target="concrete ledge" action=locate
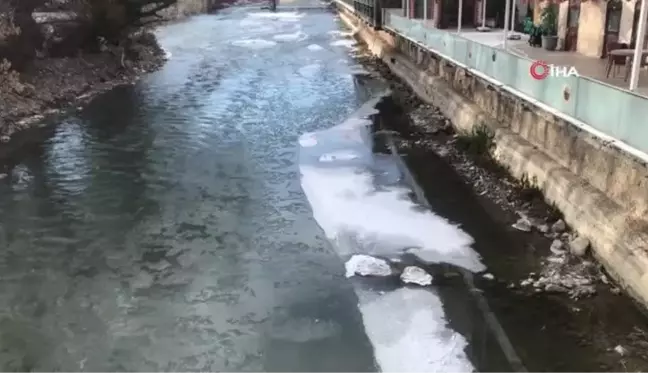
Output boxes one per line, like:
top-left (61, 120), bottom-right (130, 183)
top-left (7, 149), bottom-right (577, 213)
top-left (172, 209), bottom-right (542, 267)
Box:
top-left (336, 6), bottom-right (648, 309)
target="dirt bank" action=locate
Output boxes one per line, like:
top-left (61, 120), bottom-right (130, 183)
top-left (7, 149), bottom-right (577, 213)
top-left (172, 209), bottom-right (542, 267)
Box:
top-left (0, 32), bottom-right (166, 142)
top-left (350, 45), bottom-right (648, 371)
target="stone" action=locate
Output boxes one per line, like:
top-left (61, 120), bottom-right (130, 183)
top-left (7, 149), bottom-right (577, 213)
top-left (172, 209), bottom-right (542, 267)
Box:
top-left (569, 236), bottom-right (590, 257)
top-left (551, 219), bottom-right (566, 233)
top-left (512, 217), bottom-right (532, 232)
top-left (549, 239), bottom-right (566, 255)
top-left (537, 223), bottom-right (549, 233)
top-left (482, 273), bottom-right (495, 280)
top-left (0, 135), bottom-right (9, 143)
top-left (545, 284), bottom-right (568, 293)
top-left (613, 345), bottom-right (628, 356)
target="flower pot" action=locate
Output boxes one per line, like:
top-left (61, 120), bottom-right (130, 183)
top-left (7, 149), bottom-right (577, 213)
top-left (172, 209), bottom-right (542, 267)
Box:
top-left (542, 35), bottom-right (558, 51)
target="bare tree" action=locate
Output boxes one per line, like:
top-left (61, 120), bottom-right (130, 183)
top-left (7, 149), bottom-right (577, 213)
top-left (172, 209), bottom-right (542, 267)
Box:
top-left (78, 0), bottom-right (177, 42)
top-left (0, 0), bottom-right (45, 69)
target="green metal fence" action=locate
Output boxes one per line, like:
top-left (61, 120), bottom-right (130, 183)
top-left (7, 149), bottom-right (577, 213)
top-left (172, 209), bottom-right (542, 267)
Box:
top-left (384, 13), bottom-right (648, 156)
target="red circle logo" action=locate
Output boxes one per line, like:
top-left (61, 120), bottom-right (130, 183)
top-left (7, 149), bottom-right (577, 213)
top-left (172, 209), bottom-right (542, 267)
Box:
top-left (530, 60), bottom-right (550, 80)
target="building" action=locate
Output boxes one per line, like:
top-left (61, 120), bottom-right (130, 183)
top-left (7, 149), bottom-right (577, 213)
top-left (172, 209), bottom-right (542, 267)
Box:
top-left (532, 0), bottom-right (648, 57)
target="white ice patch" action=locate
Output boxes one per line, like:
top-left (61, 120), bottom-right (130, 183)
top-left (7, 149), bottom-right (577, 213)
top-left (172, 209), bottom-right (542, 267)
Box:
top-left (318, 150), bottom-right (359, 162)
top-left (345, 254), bottom-right (392, 277)
top-left (299, 164), bottom-right (484, 271)
top-left (298, 94), bottom-right (484, 272)
top-left (328, 30), bottom-right (355, 37)
top-left (356, 287), bottom-right (474, 372)
top-left (161, 47), bottom-right (172, 60)
top-left (247, 11), bottom-right (304, 21)
top-left (400, 266), bottom-right (433, 286)
top-left (230, 38), bottom-right (277, 49)
top-left (299, 134), bottom-right (317, 147)
top-left (307, 44), bottom-right (324, 51)
top-left (298, 63), bottom-right (322, 78)
top-left (273, 31), bottom-right (308, 42)
top-left (330, 39), bottom-right (357, 48)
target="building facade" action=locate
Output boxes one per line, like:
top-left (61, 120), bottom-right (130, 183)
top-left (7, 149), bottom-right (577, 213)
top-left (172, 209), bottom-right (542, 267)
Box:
top-left (533, 0), bottom-right (647, 57)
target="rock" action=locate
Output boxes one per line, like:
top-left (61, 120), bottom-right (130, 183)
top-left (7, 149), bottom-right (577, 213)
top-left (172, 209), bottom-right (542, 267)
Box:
top-left (569, 236), bottom-right (590, 257)
top-left (549, 239), bottom-right (566, 255)
top-left (520, 278), bottom-right (533, 286)
top-left (537, 224), bottom-right (549, 233)
top-left (512, 217), bottom-right (532, 232)
top-left (613, 344), bottom-right (628, 356)
top-left (547, 256), bottom-right (565, 264)
top-left (482, 273), bottom-right (495, 280)
top-left (0, 135), bottom-right (9, 143)
top-left (545, 284), bottom-right (569, 293)
top-left (400, 266), bottom-right (433, 286)
top-left (551, 219), bottom-right (566, 233)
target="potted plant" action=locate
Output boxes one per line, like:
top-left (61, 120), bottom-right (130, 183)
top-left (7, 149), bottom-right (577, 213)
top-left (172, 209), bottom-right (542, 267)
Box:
top-left (541, 2), bottom-right (558, 50)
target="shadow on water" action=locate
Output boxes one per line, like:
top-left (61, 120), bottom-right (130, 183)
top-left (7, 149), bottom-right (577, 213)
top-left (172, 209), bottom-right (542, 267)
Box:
top-left (371, 95), bottom-right (648, 372)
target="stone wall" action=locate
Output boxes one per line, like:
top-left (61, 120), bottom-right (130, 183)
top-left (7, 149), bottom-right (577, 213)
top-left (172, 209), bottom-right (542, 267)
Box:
top-left (336, 4), bottom-right (648, 310)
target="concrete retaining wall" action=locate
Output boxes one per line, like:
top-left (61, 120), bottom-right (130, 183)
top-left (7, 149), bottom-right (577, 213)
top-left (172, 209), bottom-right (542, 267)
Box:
top-left (336, 4), bottom-right (648, 309)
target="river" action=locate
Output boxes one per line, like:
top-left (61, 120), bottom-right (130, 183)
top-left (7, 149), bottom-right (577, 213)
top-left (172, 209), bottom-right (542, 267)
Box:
top-left (0, 3), bottom-right (642, 372)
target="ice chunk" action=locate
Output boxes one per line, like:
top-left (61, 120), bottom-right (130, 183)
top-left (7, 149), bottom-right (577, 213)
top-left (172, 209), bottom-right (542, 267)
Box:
top-left (400, 266), bottom-right (433, 286)
top-left (345, 254), bottom-right (392, 277)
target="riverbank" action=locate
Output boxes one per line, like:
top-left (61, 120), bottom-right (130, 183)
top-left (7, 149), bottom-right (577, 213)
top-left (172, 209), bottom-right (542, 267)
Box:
top-left (0, 31), bottom-right (166, 143)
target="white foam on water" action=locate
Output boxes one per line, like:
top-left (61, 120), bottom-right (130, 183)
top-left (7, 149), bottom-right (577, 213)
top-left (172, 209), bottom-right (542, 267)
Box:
top-left (345, 254), bottom-right (392, 277)
top-left (400, 266), bottom-right (433, 286)
top-left (307, 43), bottom-right (324, 51)
top-left (330, 39), bottom-right (357, 48)
top-left (356, 287), bottom-right (474, 372)
top-left (230, 38), bottom-right (278, 49)
top-left (273, 31), bottom-right (308, 42)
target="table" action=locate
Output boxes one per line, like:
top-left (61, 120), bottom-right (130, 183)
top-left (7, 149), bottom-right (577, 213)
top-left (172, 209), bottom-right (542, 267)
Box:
top-left (609, 48), bottom-right (648, 57)
top-left (607, 49), bottom-right (648, 81)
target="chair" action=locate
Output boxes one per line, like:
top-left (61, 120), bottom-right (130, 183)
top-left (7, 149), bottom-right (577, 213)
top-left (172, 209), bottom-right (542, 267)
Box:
top-left (605, 39), bottom-right (629, 78)
top-left (624, 53), bottom-right (648, 82)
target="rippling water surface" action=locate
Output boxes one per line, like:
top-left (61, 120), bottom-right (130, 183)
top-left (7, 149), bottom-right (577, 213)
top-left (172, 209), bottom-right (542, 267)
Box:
top-left (0, 8), bottom-right (379, 371)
